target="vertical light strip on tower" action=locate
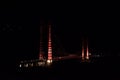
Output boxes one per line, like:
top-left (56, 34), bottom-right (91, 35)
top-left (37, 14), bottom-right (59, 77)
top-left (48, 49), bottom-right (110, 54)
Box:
top-left (39, 26), bottom-right (44, 60)
top-left (47, 24), bottom-right (52, 63)
top-left (82, 39), bottom-right (85, 60)
top-left (86, 39), bottom-right (89, 60)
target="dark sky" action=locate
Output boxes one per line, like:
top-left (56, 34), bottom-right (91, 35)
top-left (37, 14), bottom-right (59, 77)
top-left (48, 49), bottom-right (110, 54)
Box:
top-left (0, 2), bottom-right (120, 68)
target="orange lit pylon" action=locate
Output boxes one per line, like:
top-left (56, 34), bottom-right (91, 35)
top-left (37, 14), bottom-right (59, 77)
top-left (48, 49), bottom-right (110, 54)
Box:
top-left (47, 24), bottom-right (52, 62)
top-left (82, 38), bottom-right (89, 61)
top-left (86, 41), bottom-right (89, 60)
top-left (82, 39), bottom-right (85, 60)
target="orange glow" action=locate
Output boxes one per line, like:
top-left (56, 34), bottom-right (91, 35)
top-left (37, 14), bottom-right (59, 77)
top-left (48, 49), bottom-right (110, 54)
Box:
top-left (86, 45), bottom-right (89, 59)
top-left (86, 42), bottom-right (89, 60)
top-left (82, 38), bottom-right (90, 61)
top-left (82, 40), bottom-right (84, 60)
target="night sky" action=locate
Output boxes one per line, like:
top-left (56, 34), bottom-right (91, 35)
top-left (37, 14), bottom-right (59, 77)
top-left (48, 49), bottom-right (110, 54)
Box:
top-left (0, 2), bottom-right (120, 73)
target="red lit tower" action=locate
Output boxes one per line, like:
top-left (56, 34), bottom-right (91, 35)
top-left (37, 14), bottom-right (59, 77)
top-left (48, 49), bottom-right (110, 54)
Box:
top-left (47, 24), bottom-right (52, 63)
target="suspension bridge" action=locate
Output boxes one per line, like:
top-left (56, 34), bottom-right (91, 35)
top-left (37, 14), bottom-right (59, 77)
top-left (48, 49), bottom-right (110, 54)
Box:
top-left (18, 22), bottom-right (92, 68)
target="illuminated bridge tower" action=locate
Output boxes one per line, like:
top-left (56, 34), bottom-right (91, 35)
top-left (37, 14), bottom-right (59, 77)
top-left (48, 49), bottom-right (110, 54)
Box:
top-left (82, 39), bottom-right (85, 60)
top-left (39, 26), bottom-right (44, 60)
top-left (86, 40), bottom-right (89, 60)
top-left (82, 37), bottom-right (89, 61)
top-left (47, 24), bottom-right (52, 63)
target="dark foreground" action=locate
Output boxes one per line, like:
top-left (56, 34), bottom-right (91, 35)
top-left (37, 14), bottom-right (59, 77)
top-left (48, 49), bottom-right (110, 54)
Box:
top-left (15, 57), bottom-right (120, 80)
